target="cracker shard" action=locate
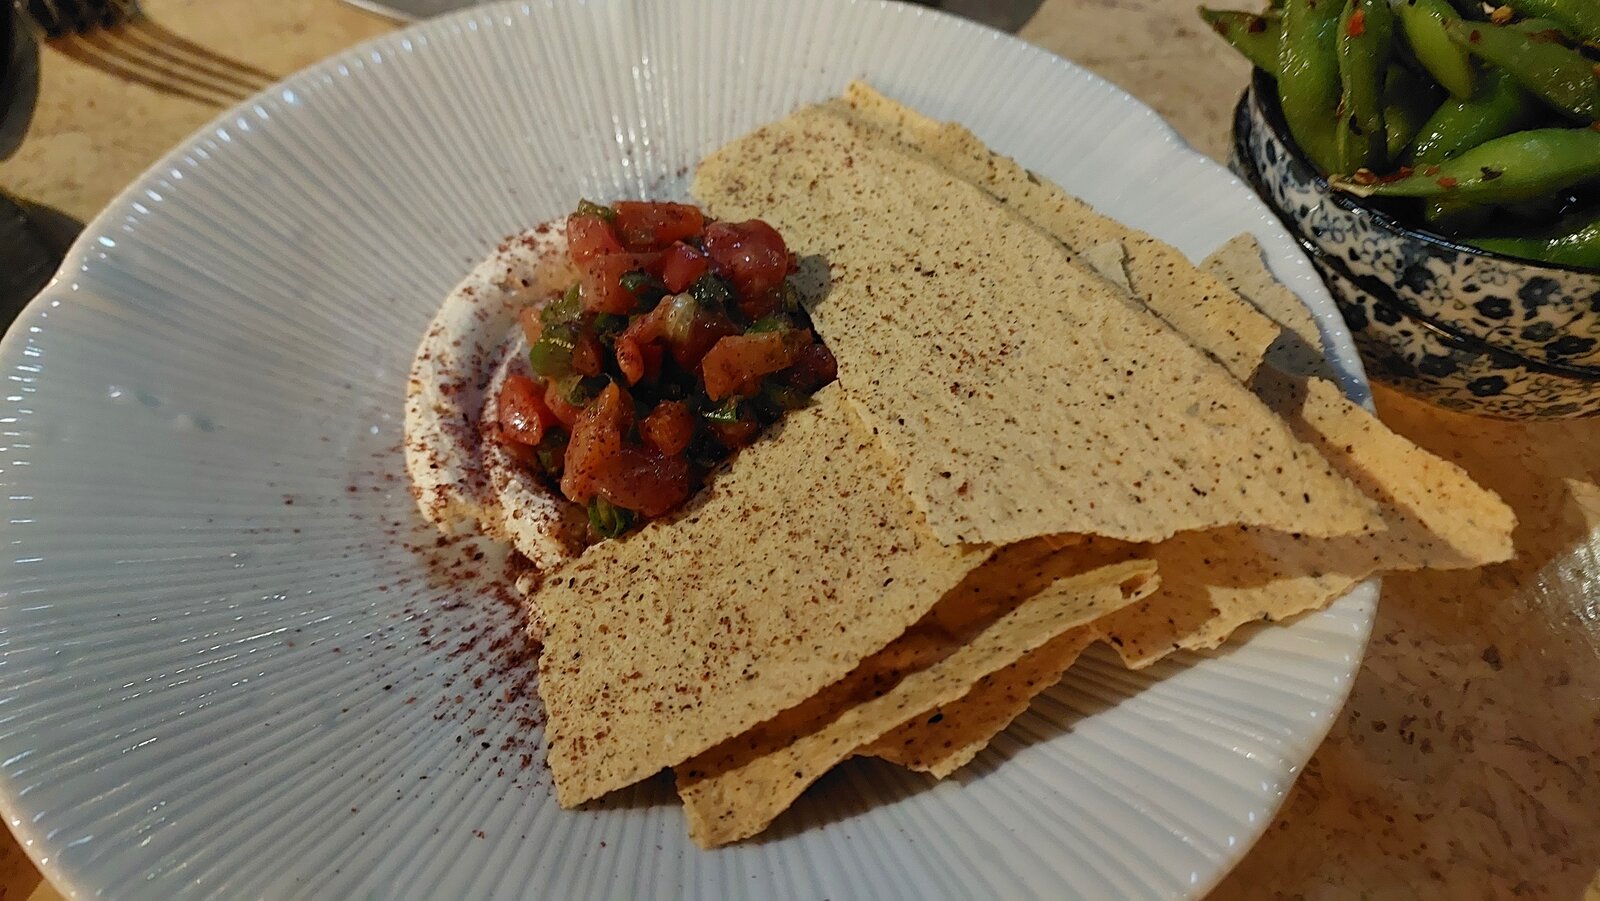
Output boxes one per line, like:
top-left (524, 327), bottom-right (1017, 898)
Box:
top-left (675, 558), bottom-right (1158, 848)
top-left (872, 371), bottom-right (1515, 774)
top-left (1202, 233), bottom-right (1335, 381)
top-left (693, 104), bottom-right (1380, 547)
top-left (1100, 370), bottom-right (1516, 667)
top-left (825, 81), bottom-right (1278, 384)
top-left (537, 385), bottom-right (988, 808)
top-left (862, 538), bottom-right (1108, 778)
top-left (865, 628), bottom-right (1097, 778)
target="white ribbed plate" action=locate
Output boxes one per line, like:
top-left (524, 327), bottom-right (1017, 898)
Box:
top-left (0, 2), bottom-right (1377, 897)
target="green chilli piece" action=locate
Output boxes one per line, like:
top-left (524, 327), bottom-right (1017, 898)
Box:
top-left (563, 374), bottom-right (609, 406)
top-left (1199, 7), bottom-right (1284, 74)
top-left (540, 283), bottom-right (582, 326)
top-left (1505, 0), bottom-right (1600, 42)
top-left (534, 429), bottom-right (567, 476)
top-left (587, 497), bottom-right (635, 539)
top-left (575, 199), bottom-right (616, 221)
top-left (746, 316), bottom-right (790, 334)
top-left (1334, 0), bottom-right (1395, 172)
top-left (592, 312), bottom-right (628, 336)
top-left (619, 270), bottom-right (667, 299)
top-left (1445, 18), bottom-right (1600, 120)
top-left (1336, 127), bottom-right (1600, 202)
top-left (1469, 210), bottom-right (1600, 269)
top-left (780, 277), bottom-right (804, 314)
top-left (760, 382), bottom-right (810, 413)
top-left (689, 273), bottom-right (733, 313)
top-left (1406, 68), bottom-right (1541, 164)
top-left (528, 320), bottom-right (580, 377)
top-left (1383, 67), bottom-right (1442, 160)
top-left (1396, 0), bottom-right (1476, 99)
top-left (1279, 0), bottom-right (1346, 174)
top-left (701, 397), bottom-right (742, 423)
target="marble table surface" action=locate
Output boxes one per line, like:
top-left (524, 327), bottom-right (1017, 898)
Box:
top-left (1, 0), bottom-right (1595, 897)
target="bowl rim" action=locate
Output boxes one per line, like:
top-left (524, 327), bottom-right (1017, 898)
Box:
top-left (1245, 68), bottom-right (1600, 280)
top-left (1231, 120), bottom-right (1600, 383)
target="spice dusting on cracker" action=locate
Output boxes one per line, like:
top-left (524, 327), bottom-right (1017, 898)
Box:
top-left (695, 103), bottom-right (1380, 546)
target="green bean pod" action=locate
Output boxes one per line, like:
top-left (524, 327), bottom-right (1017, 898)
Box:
top-left (1441, 0), bottom-right (1489, 19)
top-left (1507, 16), bottom-right (1577, 37)
top-left (1383, 67), bottom-right (1443, 160)
top-left (1405, 68), bottom-right (1541, 164)
top-left (1395, 0), bottom-right (1477, 98)
top-left (1200, 7), bottom-right (1284, 74)
top-left (1336, 127), bottom-right (1600, 202)
top-left (1423, 198), bottom-right (1494, 231)
top-left (1445, 18), bottom-right (1600, 120)
top-left (1334, 0), bottom-right (1396, 172)
top-left (1280, 0), bottom-right (1346, 173)
top-left (1501, 193), bottom-right (1578, 224)
top-left (1470, 210), bottom-right (1600, 268)
top-left (1505, 0), bottom-right (1600, 42)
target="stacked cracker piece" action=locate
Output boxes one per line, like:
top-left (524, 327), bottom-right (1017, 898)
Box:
top-left (533, 83), bottom-right (1515, 848)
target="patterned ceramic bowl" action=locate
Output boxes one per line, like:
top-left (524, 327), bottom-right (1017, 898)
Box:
top-left (1231, 84), bottom-right (1600, 419)
top-left (1312, 252), bottom-right (1600, 418)
top-left (1235, 70), bottom-right (1600, 373)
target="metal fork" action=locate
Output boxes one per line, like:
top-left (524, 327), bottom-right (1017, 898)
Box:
top-left (19, 0), bottom-right (140, 39)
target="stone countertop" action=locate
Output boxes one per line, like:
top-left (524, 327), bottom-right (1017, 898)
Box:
top-left (1, 0), bottom-right (1596, 897)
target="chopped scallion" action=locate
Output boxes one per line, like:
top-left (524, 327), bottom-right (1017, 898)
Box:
top-left (575, 199), bottom-right (616, 221)
top-left (701, 397), bottom-right (742, 423)
top-left (528, 321), bottom-right (580, 377)
top-left (588, 497), bottom-right (635, 538)
top-left (689, 273), bottom-right (733, 313)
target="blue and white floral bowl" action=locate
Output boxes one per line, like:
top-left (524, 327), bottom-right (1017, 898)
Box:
top-left (1313, 254), bottom-right (1600, 418)
top-left (1233, 74), bottom-right (1600, 420)
top-left (1236, 71), bottom-right (1600, 368)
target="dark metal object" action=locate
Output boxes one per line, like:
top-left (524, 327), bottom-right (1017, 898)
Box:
top-left (931, 0), bottom-right (1047, 33)
top-left (3, 2), bottom-right (53, 334)
top-left (21, 0), bottom-right (140, 38)
top-left (1, 3), bottom-right (13, 78)
top-left (2, 0), bottom-right (39, 159)
top-left (1, 192), bottom-right (54, 331)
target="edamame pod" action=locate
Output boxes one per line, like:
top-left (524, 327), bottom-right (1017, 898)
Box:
top-left (1383, 67), bottom-right (1443, 160)
top-left (1335, 0), bottom-right (1396, 171)
top-left (1405, 68), bottom-right (1540, 164)
top-left (1423, 198), bottom-right (1493, 231)
top-left (1445, 18), bottom-right (1600, 119)
top-left (1507, 16), bottom-right (1575, 36)
top-left (1396, 0), bottom-right (1477, 98)
top-left (1470, 211), bottom-right (1600, 268)
top-left (1336, 127), bottom-right (1600, 202)
top-left (1200, 7), bottom-right (1285, 74)
top-left (1505, 0), bottom-right (1600, 42)
top-left (1280, 0), bottom-right (1346, 173)
top-left (1441, 0), bottom-right (1489, 19)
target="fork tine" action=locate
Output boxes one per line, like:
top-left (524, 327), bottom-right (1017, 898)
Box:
top-left (107, 0), bottom-right (140, 26)
top-left (24, 1), bottom-right (68, 39)
top-left (59, 0), bottom-right (95, 34)
top-left (23, 0), bottom-right (136, 37)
